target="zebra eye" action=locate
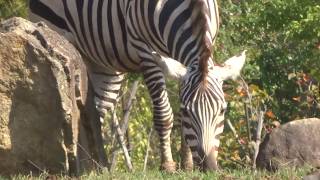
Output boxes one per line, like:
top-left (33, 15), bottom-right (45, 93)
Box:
top-left (220, 108), bottom-right (226, 115)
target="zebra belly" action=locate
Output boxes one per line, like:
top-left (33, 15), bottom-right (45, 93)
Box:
top-left (61, 0), bottom-right (141, 72)
top-left (29, 0), bottom-right (142, 73)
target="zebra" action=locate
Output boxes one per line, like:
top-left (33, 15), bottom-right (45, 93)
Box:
top-left (29, 0), bottom-right (246, 171)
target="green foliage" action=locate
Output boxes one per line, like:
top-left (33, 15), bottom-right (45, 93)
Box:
top-left (215, 0), bottom-right (320, 168)
top-left (216, 0), bottom-right (320, 122)
top-left (0, 0), bottom-right (27, 21)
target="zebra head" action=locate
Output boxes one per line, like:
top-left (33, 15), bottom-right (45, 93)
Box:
top-left (156, 2), bottom-right (244, 170)
top-left (159, 51), bottom-right (246, 171)
top-left (182, 51), bottom-right (246, 171)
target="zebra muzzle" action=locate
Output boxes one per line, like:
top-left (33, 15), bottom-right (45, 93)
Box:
top-left (202, 148), bottom-right (219, 171)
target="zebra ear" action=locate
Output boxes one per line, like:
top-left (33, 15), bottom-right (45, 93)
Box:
top-left (154, 53), bottom-right (188, 80)
top-left (212, 50), bottom-right (247, 81)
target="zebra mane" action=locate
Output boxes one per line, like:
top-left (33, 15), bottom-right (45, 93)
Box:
top-left (191, 0), bottom-right (212, 87)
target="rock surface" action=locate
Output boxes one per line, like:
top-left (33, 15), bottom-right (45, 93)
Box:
top-left (0, 17), bottom-right (106, 176)
top-left (257, 118), bottom-right (320, 171)
top-left (303, 170), bottom-right (320, 180)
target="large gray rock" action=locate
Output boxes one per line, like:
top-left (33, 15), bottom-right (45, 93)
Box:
top-left (257, 118), bottom-right (320, 171)
top-left (0, 17), bottom-right (106, 176)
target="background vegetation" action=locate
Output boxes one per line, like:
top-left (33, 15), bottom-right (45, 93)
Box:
top-left (0, 0), bottom-right (319, 174)
top-left (0, 0), bottom-right (27, 21)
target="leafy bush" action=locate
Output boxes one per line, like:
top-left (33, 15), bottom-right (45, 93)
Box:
top-left (216, 0), bottom-right (320, 168)
top-left (0, 0), bottom-right (27, 21)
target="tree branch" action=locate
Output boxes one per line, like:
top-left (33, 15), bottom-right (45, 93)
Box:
top-left (253, 110), bottom-right (265, 169)
top-left (111, 111), bottom-right (133, 171)
top-left (109, 80), bottom-right (139, 172)
top-left (143, 127), bottom-right (153, 172)
top-left (77, 143), bottom-right (105, 171)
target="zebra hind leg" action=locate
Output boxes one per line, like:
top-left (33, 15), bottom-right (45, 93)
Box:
top-left (142, 61), bottom-right (176, 172)
top-left (87, 64), bottom-right (125, 167)
top-left (88, 67), bottom-right (125, 120)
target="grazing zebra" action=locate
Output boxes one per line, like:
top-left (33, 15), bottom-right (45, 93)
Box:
top-left (29, 0), bottom-right (246, 171)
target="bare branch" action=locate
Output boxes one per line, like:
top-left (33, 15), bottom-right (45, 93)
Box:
top-left (77, 143), bottom-right (105, 171)
top-left (226, 119), bottom-right (239, 139)
top-left (109, 147), bottom-right (119, 172)
top-left (253, 110), bottom-right (265, 169)
top-left (27, 160), bottom-right (45, 173)
top-left (244, 103), bottom-right (252, 142)
top-left (143, 127), bottom-right (153, 172)
top-left (121, 80), bottom-right (139, 133)
top-left (112, 111), bottom-right (133, 171)
top-left (240, 76), bottom-right (253, 142)
top-left (109, 80), bottom-right (139, 171)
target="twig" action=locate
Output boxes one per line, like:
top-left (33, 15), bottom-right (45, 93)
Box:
top-left (253, 110), bottom-right (265, 169)
top-left (240, 76), bottom-right (253, 142)
top-left (109, 80), bottom-right (139, 171)
top-left (112, 111), bottom-right (133, 171)
top-left (226, 119), bottom-right (239, 139)
top-left (120, 80), bottom-right (139, 133)
top-left (240, 76), bottom-right (253, 105)
top-left (143, 128), bottom-right (153, 172)
top-left (27, 160), bottom-right (45, 173)
top-left (126, 129), bottom-right (132, 154)
top-left (77, 143), bottom-right (105, 171)
top-left (244, 103), bottom-right (252, 142)
top-left (108, 87), bottom-right (129, 149)
top-left (109, 145), bottom-right (120, 172)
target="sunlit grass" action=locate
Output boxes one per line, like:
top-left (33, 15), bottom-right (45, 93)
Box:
top-left (4, 166), bottom-right (314, 180)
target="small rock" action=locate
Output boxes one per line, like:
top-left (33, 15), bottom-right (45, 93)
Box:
top-left (257, 118), bottom-right (320, 171)
top-left (303, 170), bottom-right (320, 180)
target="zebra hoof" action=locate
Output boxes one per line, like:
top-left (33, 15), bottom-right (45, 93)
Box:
top-left (160, 161), bottom-right (176, 173)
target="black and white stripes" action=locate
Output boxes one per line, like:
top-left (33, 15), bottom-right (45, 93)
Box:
top-left (29, 0), bottom-right (245, 171)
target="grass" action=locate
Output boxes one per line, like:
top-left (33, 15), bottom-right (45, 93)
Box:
top-left (2, 167), bottom-right (314, 180)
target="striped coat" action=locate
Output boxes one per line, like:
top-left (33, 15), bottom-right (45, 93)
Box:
top-left (29, 0), bottom-right (245, 171)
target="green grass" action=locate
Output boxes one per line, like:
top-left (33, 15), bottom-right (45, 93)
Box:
top-left (3, 167), bottom-right (314, 180)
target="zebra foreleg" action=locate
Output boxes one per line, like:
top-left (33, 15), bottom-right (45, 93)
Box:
top-left (141, 61), bottom-right (176, 172)
top-left (180, 130), bottom-right (193, 171)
